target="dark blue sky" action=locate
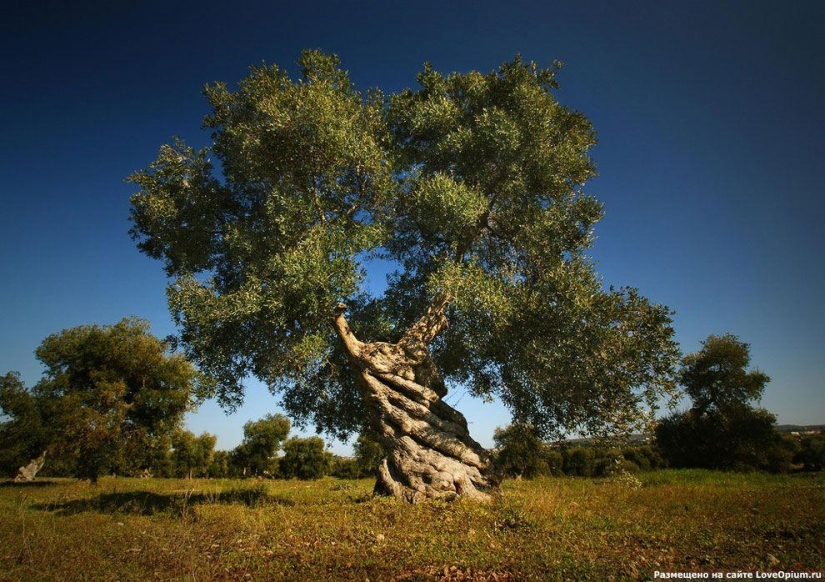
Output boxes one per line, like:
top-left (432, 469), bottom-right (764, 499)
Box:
top-left (2, 1), bottom-right (823, 451)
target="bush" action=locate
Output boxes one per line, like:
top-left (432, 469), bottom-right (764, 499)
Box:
top-left (655, 407), bottom-right (785, 472)
top-left (795, 434), bottom-right (825, 471)
top-left (279, 437), bottom-right (332, 480)
top-left (563, 448), bottom-right (595, 477)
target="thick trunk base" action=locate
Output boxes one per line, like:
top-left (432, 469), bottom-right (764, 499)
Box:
top-left (365, 371), bottom-right (497, 502)
top-left (334, 300), bottom-right (499, 502)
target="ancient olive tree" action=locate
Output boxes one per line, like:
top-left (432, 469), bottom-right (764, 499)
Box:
top-left (128, 51), bottom-right (679, 501)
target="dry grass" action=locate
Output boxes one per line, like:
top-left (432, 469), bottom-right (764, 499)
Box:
top-left (0, 470), bottom-right (822, 580)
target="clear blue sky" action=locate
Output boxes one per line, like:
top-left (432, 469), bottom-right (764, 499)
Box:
top-left (2, 0), bottom-right (823, 454)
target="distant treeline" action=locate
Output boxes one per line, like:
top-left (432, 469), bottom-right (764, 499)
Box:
top-left (492, 422), bottom-right (825, 479)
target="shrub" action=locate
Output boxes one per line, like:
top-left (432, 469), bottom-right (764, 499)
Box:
top-left (563, 448), bottom-right (595, 477)
top-left (279, 437), bottom-right (332, 480)
top-left (795, 433), bottom-right (825, 471)
top-left (655, 407), bottom-right (785, 472)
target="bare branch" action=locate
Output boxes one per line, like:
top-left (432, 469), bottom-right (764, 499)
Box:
top-left (331, 303), bottom-right (364, 359)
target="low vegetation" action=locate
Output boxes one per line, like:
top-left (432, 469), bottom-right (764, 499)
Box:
top-left (2, 470), bottom-right (822, 580)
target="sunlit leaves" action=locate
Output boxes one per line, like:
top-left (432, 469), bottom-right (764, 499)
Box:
top-left (129, 51), bottom-right (679, 440)
top-left (128, 139), bottom-right (228, 276)
top-left (386, 56), bottom-right (677, 438)
top-left (129, 51), bottom-right (394, 414)
top-left (1, 318), bottom-right (200, 480)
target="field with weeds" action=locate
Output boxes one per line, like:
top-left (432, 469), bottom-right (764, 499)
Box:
top-left (1, 470), bottom-right (823, 580)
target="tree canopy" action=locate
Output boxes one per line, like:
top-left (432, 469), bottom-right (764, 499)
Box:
top-left (0, 318), bottom-right (201, 481)
top-left (233, 413), bottom-right (291, 476)
top-left (128, 50), bottom-right (679, 448)
top-left (679, 333), bottom-right (770, 413)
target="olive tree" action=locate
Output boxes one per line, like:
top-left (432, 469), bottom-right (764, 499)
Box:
top-left (279, 436), bottom-right (332, 480)
top-left (0, 318), bottom-right (201, 482)
top-left (0, 372), bottom-right (50, 477)
top-left (171, 429), bottom-right (217, 479)
top-left (656, 334), bottom-right (781, 471)
top-left (128, 51), bottom-right (679, 501)
top-left (232, 413), bottom-right (291, 477)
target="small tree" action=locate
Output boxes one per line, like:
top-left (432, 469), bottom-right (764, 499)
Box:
top-left (493, 424), bottom-right (552, 479)
top-left (0, 372), bottom-right (50, 476)
top-left (656, 334), bottom-right (783, 471)
top-left (279, 436), bottom-right (332, 479)
top-left (171, 430), bottom-right (217, 478)
top-left (0, 318), bottom-right (201, 482)
top-left (207, 450), bottom-right (233, 478)
top-left (232, 414), bottom-right (291, 477)
top-left (680, 334), bottom-right (770, 414)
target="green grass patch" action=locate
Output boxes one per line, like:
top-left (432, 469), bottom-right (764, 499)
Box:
top-left (1, 471), bottom-right (822, 580)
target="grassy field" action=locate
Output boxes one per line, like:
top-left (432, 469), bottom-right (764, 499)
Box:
top-left (1, 470), bottom-right (822, 581)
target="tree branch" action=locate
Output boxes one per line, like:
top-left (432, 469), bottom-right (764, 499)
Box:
top-left (400, 292), bottom-right (452, 346)
top-left (332, 303), bottom-right (364, 359)
top-left (311, 186), bottom-right (328, 224)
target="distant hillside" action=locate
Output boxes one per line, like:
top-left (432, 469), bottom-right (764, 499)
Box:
top-left (553, 425), bottom-right (824, 447)
top-left (775, 424), bottom-right (825, 434)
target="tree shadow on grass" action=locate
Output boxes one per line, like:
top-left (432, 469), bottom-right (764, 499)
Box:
top-left (34, 486), bottom-right (294, 517)
top-left (1, 480), bottom-right (61, 488)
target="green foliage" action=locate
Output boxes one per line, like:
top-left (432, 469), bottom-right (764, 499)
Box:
top-left (352, 431), bottom-right (385, 477)
top-left (622, 445), bottom-right (665, 472)
top-left (0, 372), bottom-right (50, 475)
top-left (328, 431), bottom-right (386, 479)
top-left (680, 334), bottom-right (770, 414)
top-left (232, 413), bottom-right (291, 476)
top-left (129, 50), bottom-right (680, 441)
top-left (128, 50), bottom-right (393, 422)
top-left (656, 408), bottom-right (790, 472)
top-left (492, 423), bottom-right (664, 479)
top-left (656, 334), bottom-right (785, 473)
top-left (493, 423), bottom-right (558, 478)
top-left (207, 450), bottom-right (233, 478)
top-left (0, 318), bottom-right (198, 481)
top-left (385, 58), bottom-right (680, 439)
top-left (794, 433), bottom-right (825, 471)
top-left (170, 430), bottom-right (217, 478)
top-left (279, 436), bottom-right (332, 479)
top-left (563, 447), bottom-right (595, 477)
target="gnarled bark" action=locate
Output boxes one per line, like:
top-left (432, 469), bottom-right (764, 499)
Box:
top-left (14, 451), bottom-right (46, 483)
top-left (333, 296), bottom-right (499, 502)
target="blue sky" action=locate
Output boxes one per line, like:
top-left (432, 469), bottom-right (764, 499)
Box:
top-left (1, 1), bottom-right (823, 454)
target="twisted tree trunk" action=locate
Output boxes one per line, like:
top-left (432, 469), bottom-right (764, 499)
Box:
top-left (333, 295), bottom-right (499, 503)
